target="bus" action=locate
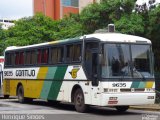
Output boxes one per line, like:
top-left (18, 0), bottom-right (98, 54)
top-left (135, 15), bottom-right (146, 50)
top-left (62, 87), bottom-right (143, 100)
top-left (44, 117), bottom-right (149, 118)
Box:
top-left (3, 32), bottom-right (155, 112)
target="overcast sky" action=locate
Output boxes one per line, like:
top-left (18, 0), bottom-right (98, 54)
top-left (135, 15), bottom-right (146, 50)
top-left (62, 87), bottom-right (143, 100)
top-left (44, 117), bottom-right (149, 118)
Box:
top-left (0, 0), bottom-right (33, 20)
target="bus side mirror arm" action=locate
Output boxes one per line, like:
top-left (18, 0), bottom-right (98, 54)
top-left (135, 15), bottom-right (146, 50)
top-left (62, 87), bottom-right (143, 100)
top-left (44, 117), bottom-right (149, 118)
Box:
top-left (98, 54), bottom-right (102, 65)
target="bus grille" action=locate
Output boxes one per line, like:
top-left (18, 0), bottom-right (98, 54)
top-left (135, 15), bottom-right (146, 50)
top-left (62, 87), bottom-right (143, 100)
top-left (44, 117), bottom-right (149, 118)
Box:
top-left (120, 88), bottom-right (145, 92)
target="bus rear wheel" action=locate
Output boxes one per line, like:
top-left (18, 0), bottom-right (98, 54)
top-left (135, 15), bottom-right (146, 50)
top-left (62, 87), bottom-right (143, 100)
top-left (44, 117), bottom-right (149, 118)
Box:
top-left (74, 88), bottom-right (87, 113)
top-left (115, 106), bottom-right (129, 112)
top-left (17, 85), bottom-right (25, 103)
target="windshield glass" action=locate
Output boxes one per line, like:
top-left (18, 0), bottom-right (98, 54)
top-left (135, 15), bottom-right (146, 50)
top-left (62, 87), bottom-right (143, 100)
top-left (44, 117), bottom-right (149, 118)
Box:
top-left (131, 45), bottom-right (152, 78)
top-left (102, 43), bottom-right (153, 79)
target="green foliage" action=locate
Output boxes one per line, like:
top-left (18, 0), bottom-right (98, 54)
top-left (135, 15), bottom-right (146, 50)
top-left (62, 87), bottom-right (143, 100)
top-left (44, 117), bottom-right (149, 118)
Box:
top-left (6, 14), bottom-right (59, 46)
top-left (80, 3), bottom-right (102, 33)
top-left (55, 14), bottom-right (83, 39)
top-left (80, 0), bottom-right (136, 34)
top-left (147, 6), bottom-right (160, 40)
top-left (115, 13), bottom-right (144, 35)
top-left (145, 6), bottom-right (160, 71)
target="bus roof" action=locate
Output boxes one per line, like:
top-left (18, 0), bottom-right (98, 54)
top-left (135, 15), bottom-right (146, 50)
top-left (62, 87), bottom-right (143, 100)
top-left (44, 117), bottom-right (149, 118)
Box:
top-left (84, 33), bottom-right (151, 43)
top-left (5, 33), bottom-right (151, 51)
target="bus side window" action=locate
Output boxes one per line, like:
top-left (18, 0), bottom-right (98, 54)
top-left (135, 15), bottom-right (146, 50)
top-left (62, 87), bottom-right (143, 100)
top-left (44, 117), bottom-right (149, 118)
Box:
top-left (57, 47), bottom-right (64, 63)
top-left (5, 52), bottom-right (14, 66)
top-left (10, 53), bottom-right (15, 65)
top-left (25, 51), bottom-right (31, 65)
top-left (66, 45), bottom-right (73, 62)
top-left (19, 52), bottom-right (24, 65)
top-left (31, 50), bottom-right (37, 65)
top-left (85, 42), bottom-right (99, 79)
top-left (37, 49), bottom-right (41, 64)
top-left (41, 48), bottom-right (49, 64)
top-left (15, 52), bottom-right (20, 65)
top-left (50, 47), bottom-right (58, 64)
top-left (73, 44), bottom-right (81, 62)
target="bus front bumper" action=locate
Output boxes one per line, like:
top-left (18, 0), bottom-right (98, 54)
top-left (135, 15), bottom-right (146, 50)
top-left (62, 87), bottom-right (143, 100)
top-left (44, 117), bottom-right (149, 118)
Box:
top-left (100, 92), bottom-right (155, 106)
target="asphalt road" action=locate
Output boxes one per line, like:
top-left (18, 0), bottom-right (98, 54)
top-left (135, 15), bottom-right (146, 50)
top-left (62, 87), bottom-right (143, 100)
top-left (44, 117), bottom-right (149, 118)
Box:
top-left (0, 98), bottom-right (159, 120)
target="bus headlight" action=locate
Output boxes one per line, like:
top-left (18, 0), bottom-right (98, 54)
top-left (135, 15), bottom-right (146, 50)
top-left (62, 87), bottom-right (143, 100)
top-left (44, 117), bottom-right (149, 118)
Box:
top-left (145, 88), bottom-right (155, 92)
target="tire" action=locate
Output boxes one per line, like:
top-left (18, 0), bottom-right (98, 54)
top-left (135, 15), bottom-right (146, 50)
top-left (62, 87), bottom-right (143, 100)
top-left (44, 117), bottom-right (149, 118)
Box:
top-left (74, 88), bottom-right (87, 113)
top-left (17, 85), bottom-right (25, 103)
top-left (4, 95), bottom-right (9, 99)
top-left (115, 106), bottom-right (129, 112)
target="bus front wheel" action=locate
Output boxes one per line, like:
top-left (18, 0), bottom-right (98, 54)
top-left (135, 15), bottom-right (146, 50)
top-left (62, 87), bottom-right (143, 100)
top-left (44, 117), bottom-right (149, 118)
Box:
top-left (74, 88), bottom-right (87, 113)
top-left (17, 85), bottom-right (25, 103)
top-left (115, 106), bottom-right (129, 112)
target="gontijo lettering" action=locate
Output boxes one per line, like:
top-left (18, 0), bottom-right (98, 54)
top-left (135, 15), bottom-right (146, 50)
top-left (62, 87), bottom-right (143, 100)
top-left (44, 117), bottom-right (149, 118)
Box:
top-left (16, 70), bottom-right (35, 77)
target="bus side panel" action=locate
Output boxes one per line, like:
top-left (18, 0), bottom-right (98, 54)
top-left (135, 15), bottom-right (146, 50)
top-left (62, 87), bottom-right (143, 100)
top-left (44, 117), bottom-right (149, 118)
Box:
top-left (40, 67), bottom-right (57, 99)
top-left (55, 65), bottom-right (92, 104)
top-left (46, 66), bottom-right (67, 100)
top-left (3, 80), bottom-right (10, 95)
top-left (4, 67), bottom-right (48, 98)
top-left (24, 67), bottom-right (48, 98)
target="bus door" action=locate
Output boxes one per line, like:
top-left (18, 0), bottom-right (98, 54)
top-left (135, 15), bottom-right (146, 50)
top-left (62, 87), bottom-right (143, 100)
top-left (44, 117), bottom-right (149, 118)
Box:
top-left (85, 42), bottom-right (100, 105)
top-left (90, 50), bottom-right (101, 105)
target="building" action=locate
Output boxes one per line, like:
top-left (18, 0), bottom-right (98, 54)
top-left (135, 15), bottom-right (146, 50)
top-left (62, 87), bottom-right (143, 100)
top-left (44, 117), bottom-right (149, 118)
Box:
top-left (0, 19), bottom-right (15, 30)
top-left (79, 0), bottom-right (101, 12)
top-left (34, 0), bottom-right (100, 20)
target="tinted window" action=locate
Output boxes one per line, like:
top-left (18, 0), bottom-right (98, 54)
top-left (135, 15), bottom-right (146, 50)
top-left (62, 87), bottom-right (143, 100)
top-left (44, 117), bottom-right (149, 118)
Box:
top-left (57, 47), bottom-right (64, 63)
top-left (73, 44), bottom-right (81, 61)
top-left (131, 45), bottom-right (152, 78)
top-left (15, 52), bottom-right (24, 65)
top-left (50, 47), bottom-right (64, 64)
top-left (66, 44), bottom-right (81, 62)
top-left (102, 44), bottom-right (131, 78)
top-left (25, 51), bottom-right (31, 65)
top-left (5, 52), bottom-right (14, 66)
top-left (66, 45), bottom-right (73, 62)
top-left (38, 48), bottom-right (49, 64)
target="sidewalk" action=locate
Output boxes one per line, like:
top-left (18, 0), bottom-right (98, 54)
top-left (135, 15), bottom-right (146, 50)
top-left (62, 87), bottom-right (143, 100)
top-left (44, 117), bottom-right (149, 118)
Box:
top-left (130, 104), bottom-right (160, 111)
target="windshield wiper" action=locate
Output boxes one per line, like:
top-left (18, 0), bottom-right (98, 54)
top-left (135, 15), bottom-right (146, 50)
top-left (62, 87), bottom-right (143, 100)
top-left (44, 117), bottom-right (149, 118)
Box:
top-left (133, 69), bottom-right (146, 81)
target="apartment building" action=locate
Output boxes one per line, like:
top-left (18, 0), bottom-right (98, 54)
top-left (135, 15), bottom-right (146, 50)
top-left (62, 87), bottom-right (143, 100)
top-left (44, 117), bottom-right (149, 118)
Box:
top-left (34, 0), bottom-right (100, 20)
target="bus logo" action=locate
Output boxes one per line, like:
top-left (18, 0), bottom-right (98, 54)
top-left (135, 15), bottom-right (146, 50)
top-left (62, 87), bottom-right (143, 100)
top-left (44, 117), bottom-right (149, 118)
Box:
top-left (69, 68), bottom-right (79, 79)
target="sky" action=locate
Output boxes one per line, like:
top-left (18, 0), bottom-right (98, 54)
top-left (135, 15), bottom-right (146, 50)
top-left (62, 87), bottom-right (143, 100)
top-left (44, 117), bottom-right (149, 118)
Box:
top-left (0, 0), bottom-right (33, 20)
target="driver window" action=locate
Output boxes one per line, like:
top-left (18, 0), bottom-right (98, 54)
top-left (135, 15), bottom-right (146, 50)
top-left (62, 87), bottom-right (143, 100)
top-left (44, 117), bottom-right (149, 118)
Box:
top-left (85, 42), bottom-right (99, 78)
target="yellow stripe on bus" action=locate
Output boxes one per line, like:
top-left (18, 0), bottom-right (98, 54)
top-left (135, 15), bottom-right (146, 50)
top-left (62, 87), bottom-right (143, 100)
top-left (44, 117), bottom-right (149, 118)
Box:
top-left (25, 67), bottom-right (49, 98)
top-left (145, 81), bottom-right (154, 88)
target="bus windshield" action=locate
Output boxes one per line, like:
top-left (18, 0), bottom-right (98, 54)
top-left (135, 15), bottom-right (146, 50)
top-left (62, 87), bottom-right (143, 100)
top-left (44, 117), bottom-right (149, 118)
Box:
top-left (101, 43), bottom-right (154, 79)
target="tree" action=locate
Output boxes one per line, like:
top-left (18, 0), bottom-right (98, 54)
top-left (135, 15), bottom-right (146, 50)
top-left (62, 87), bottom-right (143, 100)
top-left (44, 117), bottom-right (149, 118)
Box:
top-left (54, 14), bottom-right (83, 39)
top-left (114, 13), bottom-right (144, 35)
top-left (5, 14), bottom-right (59, 47)
top-left (145, 6), bottom-right (160, 71)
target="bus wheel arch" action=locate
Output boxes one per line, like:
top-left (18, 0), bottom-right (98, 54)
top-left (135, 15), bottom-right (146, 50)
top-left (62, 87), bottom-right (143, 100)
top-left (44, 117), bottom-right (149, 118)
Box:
top-left (17, 83), bottom-right (25, 103)
top-left (71, 85), bottom-right (88, 113)
top-left (16, 83), bottom-right (23, 95)
top-left (71, 84), bottom-right (82, 103)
